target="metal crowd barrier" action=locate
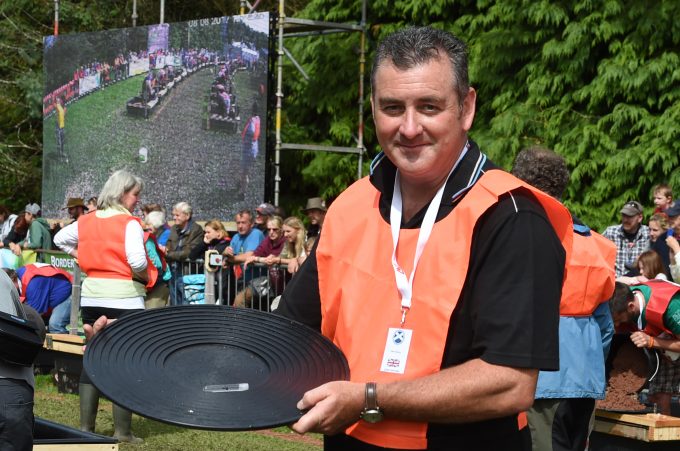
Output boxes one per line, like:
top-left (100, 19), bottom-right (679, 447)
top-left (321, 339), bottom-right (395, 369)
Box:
top-left (173, 259), bottom-right (288, 311)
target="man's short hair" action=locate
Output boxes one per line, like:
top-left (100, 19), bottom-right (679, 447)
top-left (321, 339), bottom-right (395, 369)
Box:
top-left (236, 209), bottom-right (253, 223)
top-left (371, 26), bottom-right (469, 107)
top-left (511, 146), bottom-right (570, 200)
top-left (173, 202), bottom-right (192, 217)
top-left (609, 282), bottom-right (634, 315)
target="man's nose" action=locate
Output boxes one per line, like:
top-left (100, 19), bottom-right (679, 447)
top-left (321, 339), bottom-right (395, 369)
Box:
top-left (399, 109), bottom-right (422, 139)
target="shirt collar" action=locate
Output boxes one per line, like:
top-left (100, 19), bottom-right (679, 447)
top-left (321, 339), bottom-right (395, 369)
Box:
top-left (369, 140), bottom-right (494, 228)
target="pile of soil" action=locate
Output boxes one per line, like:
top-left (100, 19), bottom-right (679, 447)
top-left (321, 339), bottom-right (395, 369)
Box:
top-left (597, 340), bottom-right (649, 411)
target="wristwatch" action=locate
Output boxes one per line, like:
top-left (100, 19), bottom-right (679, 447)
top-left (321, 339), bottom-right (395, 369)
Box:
top-left (360, 382), bottom-right (384, 423)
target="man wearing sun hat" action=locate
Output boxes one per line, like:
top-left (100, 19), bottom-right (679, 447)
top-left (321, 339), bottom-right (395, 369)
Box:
top-left (303, 197), bottom-right (327, 239)
top-left (63, 197), bottom-right (88, 223)
top-left (603, 200), bottom-right (650, 277)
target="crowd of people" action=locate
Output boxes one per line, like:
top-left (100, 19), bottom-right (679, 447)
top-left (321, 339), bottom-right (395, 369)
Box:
top-left (4, 25), bottom-right (680, 451)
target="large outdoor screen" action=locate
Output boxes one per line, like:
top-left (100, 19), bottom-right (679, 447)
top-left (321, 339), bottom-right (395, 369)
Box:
top-left (42, 13), bottom-right (271, 220)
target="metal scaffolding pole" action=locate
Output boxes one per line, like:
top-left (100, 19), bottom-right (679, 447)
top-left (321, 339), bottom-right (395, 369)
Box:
top-left (356, 0), bottom-right (367, 179)
top-left (273, 0), bottom-right (367, 205)
top-left (132, 0), bottom-right (138, 27)
top-left (274, 0), bottom-right (286, 206)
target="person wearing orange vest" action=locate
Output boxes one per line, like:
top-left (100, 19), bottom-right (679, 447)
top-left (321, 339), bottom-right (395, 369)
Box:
top-left (12, 263), bottom-right (73, 334)
top-left (511, 147), bottom-right (616, 451)
top-left (609, 280), bottom-right (680, 415)
top-left (275, 27), bottom-right (571, 451)
top-left (54, 169), bottom-right (149, 444)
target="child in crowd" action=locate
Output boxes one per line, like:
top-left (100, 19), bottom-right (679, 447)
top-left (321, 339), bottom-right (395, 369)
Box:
top-left (653, 184), bottom-right (673, 215)
top-left (617, 250), bottom-right (668, 284)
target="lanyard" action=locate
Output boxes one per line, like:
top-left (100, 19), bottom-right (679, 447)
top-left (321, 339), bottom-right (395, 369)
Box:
top-left (390, 143), bottom-right (469, 326)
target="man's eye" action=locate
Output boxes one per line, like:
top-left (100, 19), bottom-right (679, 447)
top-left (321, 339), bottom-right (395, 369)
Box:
top-left (420, 104), bottom-right (438, 113)
top-left (382, 105), bottom-right (403, 114)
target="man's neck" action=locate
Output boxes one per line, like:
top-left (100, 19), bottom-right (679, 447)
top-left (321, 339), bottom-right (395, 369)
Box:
top-left (399, 173), bottom-right (450, 223)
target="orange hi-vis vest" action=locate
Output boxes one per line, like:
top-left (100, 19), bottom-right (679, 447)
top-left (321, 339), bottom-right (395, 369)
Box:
top-left (560, 226), bottom-right (616, 316)
top-left (316, 169), bottom-right (572, 449)
top-left (78, 212), bottom-right (158, 291)
top-left (19, 264), bottom-right (73, 303)
top-left (640, 280), bottom-right (680, 336)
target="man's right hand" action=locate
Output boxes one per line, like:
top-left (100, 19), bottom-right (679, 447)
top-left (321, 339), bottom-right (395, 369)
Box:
top-left (84, 316), bottom-right (115, 342)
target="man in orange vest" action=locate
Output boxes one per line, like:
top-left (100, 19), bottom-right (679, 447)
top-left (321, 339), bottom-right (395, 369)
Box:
top-left (511, 147), bottom-right (616, 450)
top-left (609, 280), bottom-right (680, 415)
top-left (276, 27), bottom-right (571, 450)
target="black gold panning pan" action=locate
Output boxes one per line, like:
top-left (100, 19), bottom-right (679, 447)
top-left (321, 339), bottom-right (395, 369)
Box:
top-left (83, 305), bottom-right (349, 430)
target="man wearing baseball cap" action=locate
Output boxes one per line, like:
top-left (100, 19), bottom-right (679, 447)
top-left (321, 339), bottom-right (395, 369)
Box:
top-left (254, 203), bottom-right (276, 233)
top-left (9, 203), bottom-right (53, 262)
top-left (602, 200), bottom-right (650, 277)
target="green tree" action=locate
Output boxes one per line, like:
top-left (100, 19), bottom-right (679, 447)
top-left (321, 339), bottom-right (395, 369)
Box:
top-left (283, 0), bottom-right (680, 229)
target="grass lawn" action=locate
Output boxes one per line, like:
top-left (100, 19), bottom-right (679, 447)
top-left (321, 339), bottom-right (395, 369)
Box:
top-left (33, 375), bottom-right (322, 450)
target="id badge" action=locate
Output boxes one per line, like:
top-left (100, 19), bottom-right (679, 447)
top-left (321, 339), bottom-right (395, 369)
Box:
top-left (379, 328), bottom-right (413, 374)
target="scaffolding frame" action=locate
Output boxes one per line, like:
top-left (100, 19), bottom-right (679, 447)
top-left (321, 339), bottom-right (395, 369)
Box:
top-left (271, 0), bottom-right (368, 205)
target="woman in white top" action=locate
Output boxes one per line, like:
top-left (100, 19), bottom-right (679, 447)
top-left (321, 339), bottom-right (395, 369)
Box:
top-left (54, 169), bottom-right (147, 444)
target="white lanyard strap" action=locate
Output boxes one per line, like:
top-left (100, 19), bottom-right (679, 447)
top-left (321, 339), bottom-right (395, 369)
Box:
top-left (390, 143), bottom-right (469, 326)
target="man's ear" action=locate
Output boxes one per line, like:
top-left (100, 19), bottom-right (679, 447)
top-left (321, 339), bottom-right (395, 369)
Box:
top-left (627, 301), bottom-right (637, 314)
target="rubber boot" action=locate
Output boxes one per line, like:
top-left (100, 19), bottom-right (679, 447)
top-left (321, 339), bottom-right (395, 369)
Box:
top-left (79, 383), bottom-right (99, 433)
top-left (112, 403), bottom-right (143, 444)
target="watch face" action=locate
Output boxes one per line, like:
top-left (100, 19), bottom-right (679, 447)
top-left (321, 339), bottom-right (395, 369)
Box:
top-left (361, 408), bottom-right (384, 424)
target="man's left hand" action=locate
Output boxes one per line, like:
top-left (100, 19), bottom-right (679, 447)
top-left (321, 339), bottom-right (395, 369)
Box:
top-left (291, 381), bottom-right (365, 436)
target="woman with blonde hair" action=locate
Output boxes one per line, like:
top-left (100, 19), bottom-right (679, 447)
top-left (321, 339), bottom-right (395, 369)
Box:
top-left (279, 216), bottom-right (306, 274)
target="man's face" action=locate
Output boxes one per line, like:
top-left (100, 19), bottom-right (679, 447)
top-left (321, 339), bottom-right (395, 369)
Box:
top-left (621, 213), bottom-right (642, 234)
top-left (24, 212), bottom-right (34, 224)
top-left (306, 209), bottom-right (325, 226)
top-left (68, 206), bottom-right (84, 220)
top-left (172, 209), bottom-right (190, 229)
top-left (371, 57), bottom-right (476, 188)
top-left (235, 213), bottom-right (253, 235)
top-left (255, 211), bottom-right (268, 225)
top-left (612, 302), bottom-right (640, 329)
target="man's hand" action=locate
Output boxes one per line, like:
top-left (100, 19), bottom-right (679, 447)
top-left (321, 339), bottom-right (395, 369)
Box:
top-left (631, 331), bottom-right (653, 348)
top-left (83, 315), bottom-right (116, 347)
top-left (291, 381), bottom-right (364, 436)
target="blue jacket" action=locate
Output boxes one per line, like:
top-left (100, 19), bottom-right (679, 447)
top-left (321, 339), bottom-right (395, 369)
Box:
top-left (535, 302), bottom-right (613, 399)
top-left (535, 222), bottom-right (615, 399)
